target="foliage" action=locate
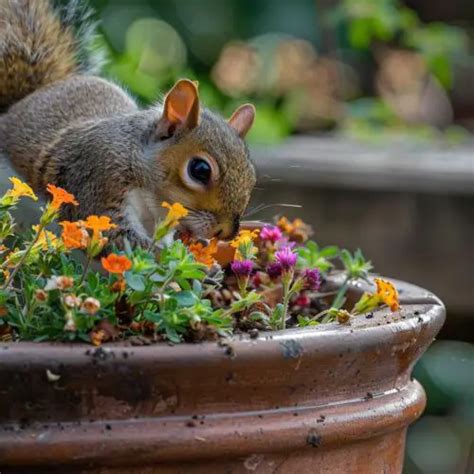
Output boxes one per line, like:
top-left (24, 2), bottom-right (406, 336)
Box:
top-left (0, 179), bottom-right (400, 345)
top-left (91, 0), bottom-right (469, 145)
top-left (332, 0), bottom-right (468, 89)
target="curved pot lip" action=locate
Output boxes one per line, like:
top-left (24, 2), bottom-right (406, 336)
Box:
top-left (0, 274), bottom-right (445, 356)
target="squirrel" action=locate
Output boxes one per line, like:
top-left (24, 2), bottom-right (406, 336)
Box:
top-left (0, 0), bottom-right (257, 247)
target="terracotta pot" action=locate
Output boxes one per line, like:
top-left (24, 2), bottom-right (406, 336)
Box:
top-left (0, 275), bottom-right (444, 473)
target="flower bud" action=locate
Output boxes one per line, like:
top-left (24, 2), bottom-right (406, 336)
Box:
top-left (63, 312), bottom-right (77, 332)
top-left (35, 289), bottom-right (48, 303)
top-left (81, 297), bottom-right (101, 315)
top-left (63, 294), bottom-right (82, 308)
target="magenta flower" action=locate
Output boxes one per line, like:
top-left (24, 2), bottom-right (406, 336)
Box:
top-left (275, 246), bottom-right (297, 272)
top-left (231, 259), bottom-right (253, 278)
top-left (295, 294), bottom-right (311, 308)
top-left (260, 225), bottom-right (283, 243)
top-left (266, 262), bottom-right (282, 280)
top-left (302, 268), bottom-right (321, 291)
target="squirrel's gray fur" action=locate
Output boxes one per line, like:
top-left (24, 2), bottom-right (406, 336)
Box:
top-left (0, 0), bottom-right (256, 247)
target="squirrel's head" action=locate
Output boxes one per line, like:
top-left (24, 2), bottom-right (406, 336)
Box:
top-left (148, 79), bottom-right (256, 240)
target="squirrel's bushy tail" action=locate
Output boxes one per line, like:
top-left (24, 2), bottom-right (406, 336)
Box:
top-left (0, 0), bottom-right (102, 112)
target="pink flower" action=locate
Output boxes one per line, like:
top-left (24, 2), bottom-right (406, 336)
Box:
top-left (231, 259), bottom-right (253, 278)
top-left (302, 268), bottom-right (321, 291)
top-left (260, 225), bottom-right (283, 243)
top-left (275, 246), bottom-right (297, 272)
top-left (266, 262), bottom-right (282, 280)
top-left (295, 294), bottom-right (311, 308)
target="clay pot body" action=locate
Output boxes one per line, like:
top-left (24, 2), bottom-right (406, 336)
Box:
top-left (0, 276), bottom-right (444, 473)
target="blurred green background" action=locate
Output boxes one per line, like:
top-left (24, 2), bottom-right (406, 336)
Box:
top-left (85, 1), bottom-right (473, 472)
top-left (89, 0), bottom-right (473, 145)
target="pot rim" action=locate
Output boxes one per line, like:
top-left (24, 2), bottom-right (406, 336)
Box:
top-left (0, 274), bottom-right (444, 352)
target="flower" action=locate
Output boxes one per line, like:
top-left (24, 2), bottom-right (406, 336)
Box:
top-left (63, 312), bottom-right (76, 332)
top-left (46, 184), bottom-right (78, 209)
top-left (230, 229), bottom-right (259, 261)
top-left (60, 221), bottom-right (89, 249)
top-left (162, 201), bottom-right (188, 227)
top-left (90, 329), bottom-right (106, 346)
top-left (302, 268), bottom-right (321, 291)
top-left (375, 278), bottom-right (400, 312)
top-left (81, 297), bottom-right (101, 315)
top-left (260, 225), bottom-right (282, 243)
top-left (44, 275), bottom-right (74, 291)
top-left (32, 225), bottom-right (60, 250)
top-left (294, 294), bottom-right (311, 308)
top-left (101, 253), bottom-right (132, 275)
top-left (275, 246), bottom-right (297, 272)
top-left (231, 259), bottom-right (253, 278)
top-left (84, 215), bottom-right (116, 238)
top-left (34, 289), bottom-right (48, 302)
top-left (6, 177), bottom-right (38, 201)
top-left (188, 238), bottom-right (218, 268)
top-left (63, 294), bottom-right (82, 308)
top-left (276, 216), bottom-right (312, 242)
top-left (111, 278), bottom-right (126, 293)
top-left (230, 229), bottom-right (259, 249)
top-left (336, 309), bottom-right (351, 324)
top-left (266, 262), bottom-right (282, 280)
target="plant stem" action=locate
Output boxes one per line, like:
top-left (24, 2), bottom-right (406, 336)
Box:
top-left (79, 254), bottom-right (92, 286)
top-left (237, 276), bottom-right (249, 298)
top-left (332, 276), bottom-right (350, 310)
top-left (280, 277), bottom-right (291, 330)
top-left (2, 223), bottom-right (44, 290)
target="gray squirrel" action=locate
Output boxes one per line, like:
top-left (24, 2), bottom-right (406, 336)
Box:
top-left (0, 0), bottom-right (256, 246)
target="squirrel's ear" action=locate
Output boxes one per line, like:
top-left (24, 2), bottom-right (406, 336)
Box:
top-left (161, 79), bottom-right (200, 135)
top-left (228, 104), bottom-right (256, 139)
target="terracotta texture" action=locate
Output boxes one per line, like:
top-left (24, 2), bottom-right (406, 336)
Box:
top-left (0, 277), bottom-right (445, 473)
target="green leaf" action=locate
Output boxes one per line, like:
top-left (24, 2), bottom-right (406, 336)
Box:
top-left (125, 273), bottom-right (146, 292)
top-left (174, 291), bottom-right (197, 308)
top-left (143, 310), bottom-right (161, 323)
top-left (165, 325), bottom-right (182, 344)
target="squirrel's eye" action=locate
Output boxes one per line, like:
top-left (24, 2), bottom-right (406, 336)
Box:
top-left (188, 157), bottom-right (212, 186)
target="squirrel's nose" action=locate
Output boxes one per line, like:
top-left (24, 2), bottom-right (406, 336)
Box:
top-left (215, 215), bottom-right (241, 240)
top-left (231, 214), bottom-right (241, 237)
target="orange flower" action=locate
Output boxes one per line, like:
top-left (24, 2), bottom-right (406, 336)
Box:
top-left (101, 253), bottom-right (132, 275)
top-left (46, 184), bottom-right (78, 209)
top-left (60, 221), bottom-right (89, 249)
top-left (84, 215), bottom-right (116, 238)
top-left (276, 216), bottom-right (312, 243)
top-left (111, 278), bottom-right (126, 293)
top-left (188, 238), bottom-right (218, 268)
top-left (375, 278), bottom-right (400, 312)
top-left (90, 329), bottom-right (106, 346)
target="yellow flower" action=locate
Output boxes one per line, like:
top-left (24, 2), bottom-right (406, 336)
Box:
top-left (32, 225), bottom-right (60, 250)
top-left (162, 201), bottom-right (188, 227)
top-left (230, 229), bottom-right (259, 249)
top-left (375, 278), bottom-right (400, 312)
top-left (6, 177), bottom-right (38, 201)
top-left (230, 229), bottom-right (259, 261)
